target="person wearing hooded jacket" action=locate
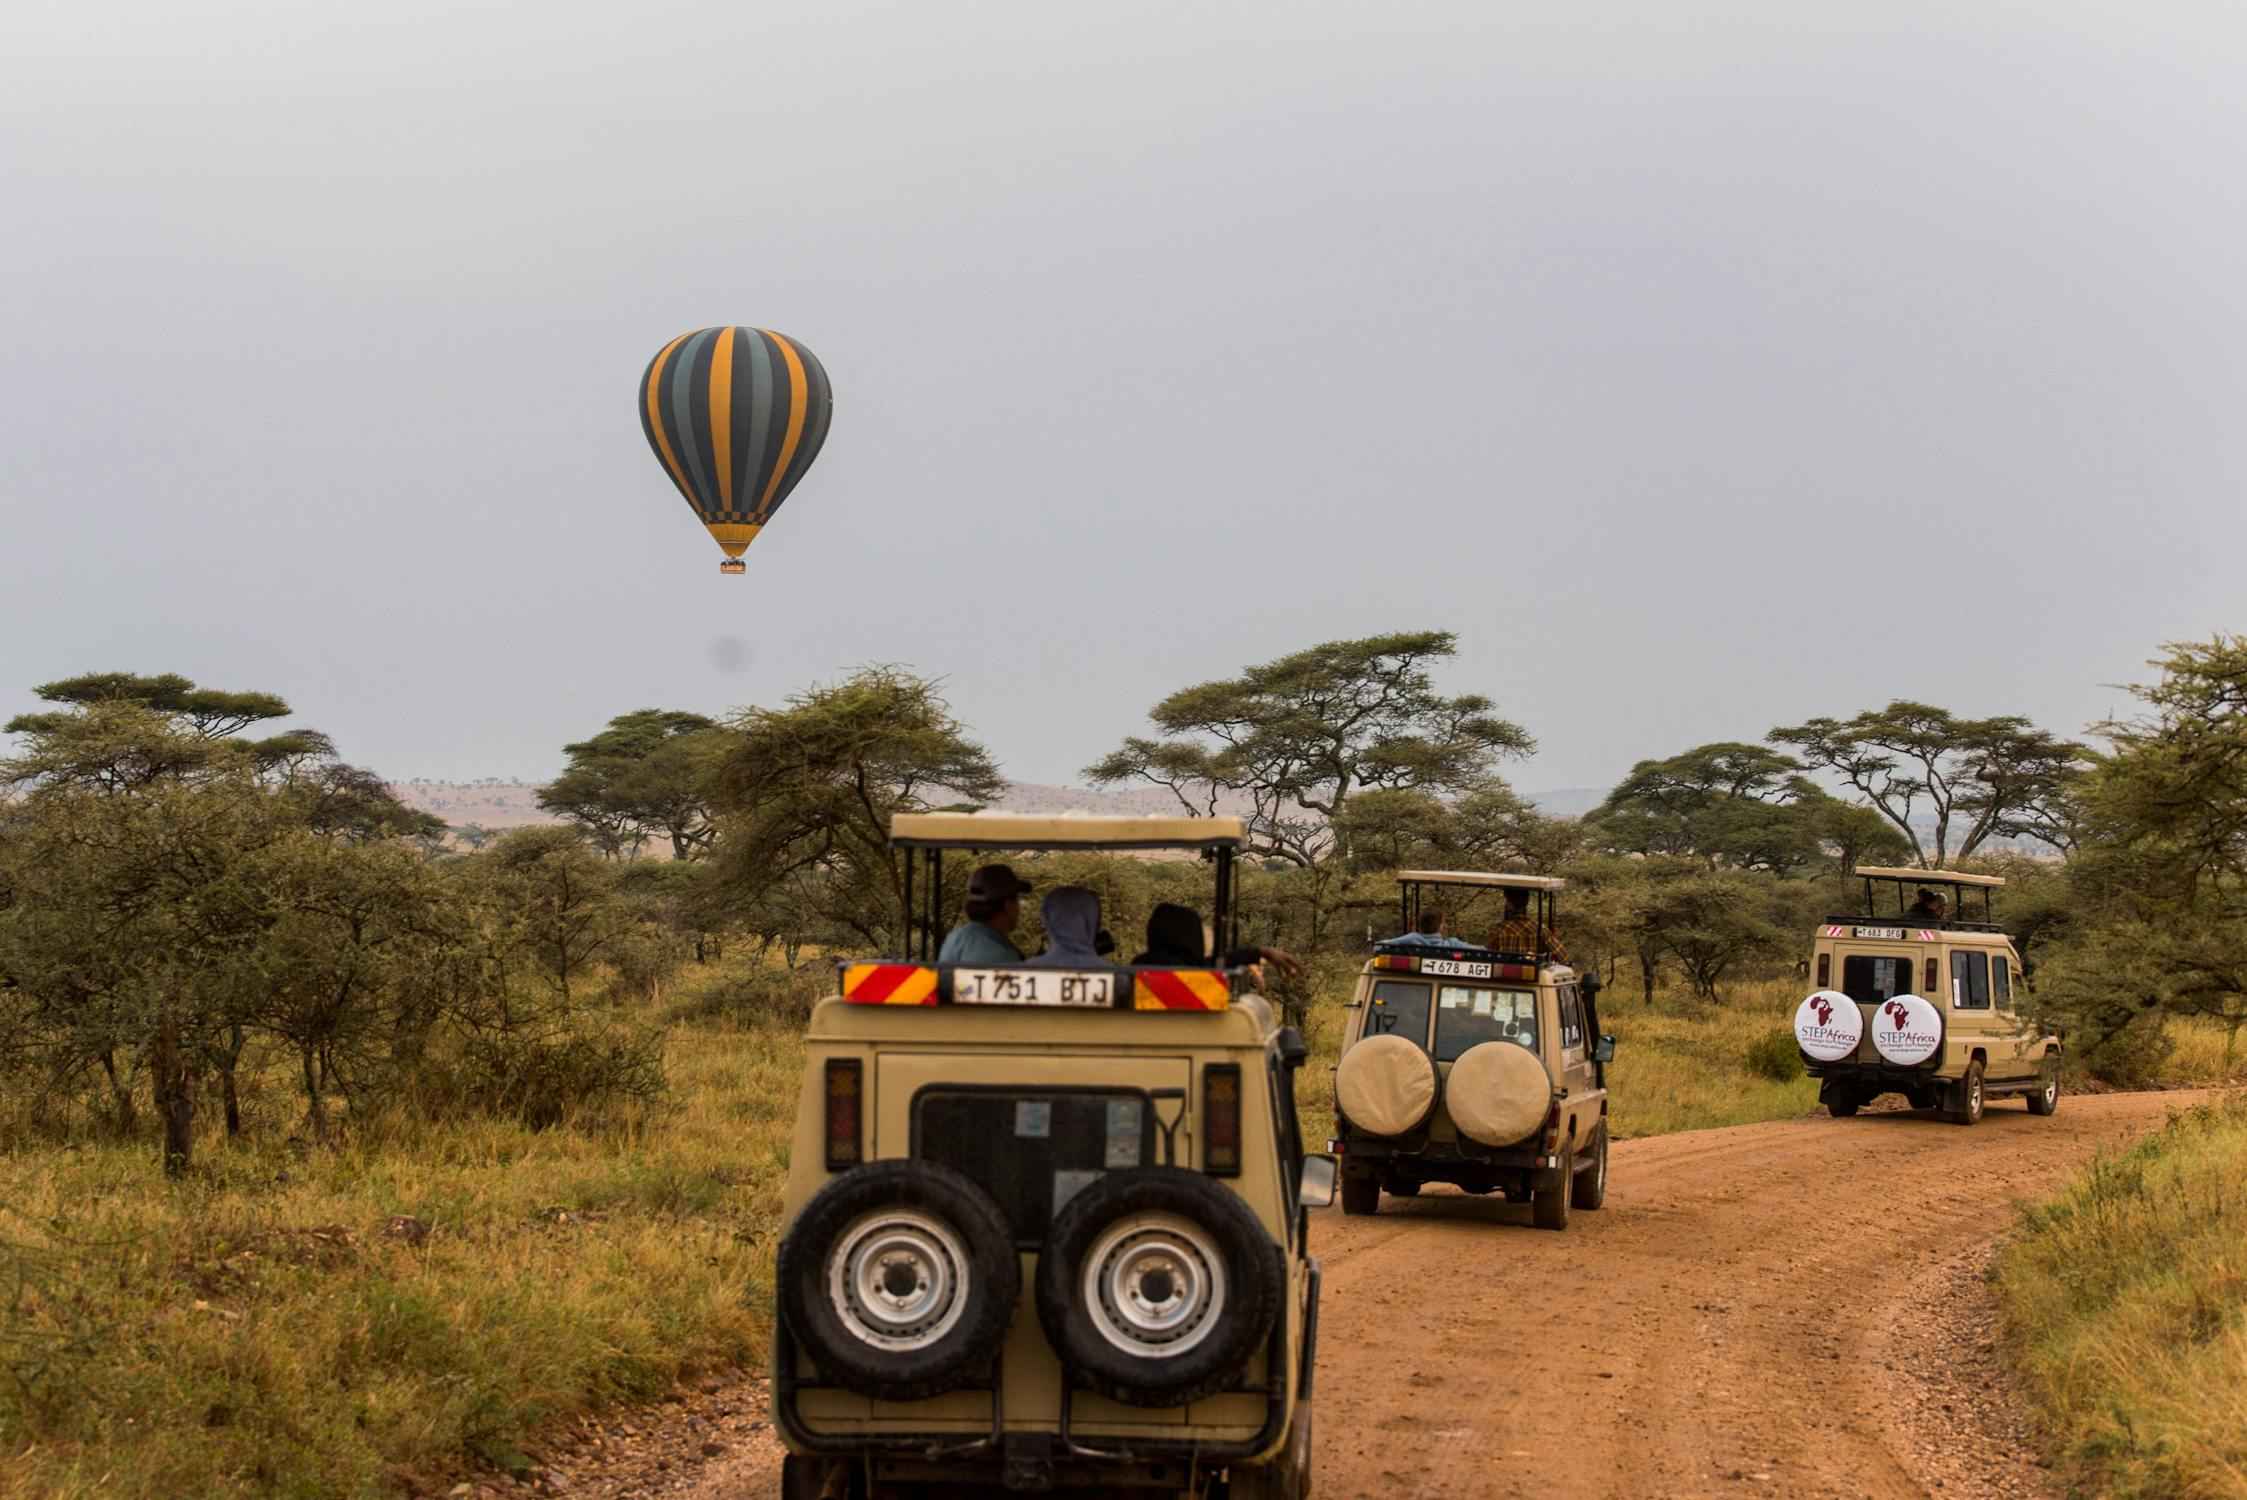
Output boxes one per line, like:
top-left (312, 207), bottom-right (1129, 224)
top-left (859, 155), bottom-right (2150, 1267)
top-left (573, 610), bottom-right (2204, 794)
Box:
top-left (1034, 886), bottom-right (1112, 967)
top-left (1130, 902), bottom-right (1303, 980)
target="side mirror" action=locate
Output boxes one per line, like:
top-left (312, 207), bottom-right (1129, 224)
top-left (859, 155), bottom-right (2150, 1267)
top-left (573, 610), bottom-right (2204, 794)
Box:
top-left (1277, 1026), bottom-right (1309, 1069)
top-left (1592, 1035), bottom-right (1616, 1064)
top-left (1297, 1153), bottom-right (1338, 1209)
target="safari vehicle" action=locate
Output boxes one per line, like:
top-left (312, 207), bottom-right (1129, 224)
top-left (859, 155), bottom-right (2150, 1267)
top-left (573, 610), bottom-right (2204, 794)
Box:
top-left (774, 814), bottom-right (1330, 1500)
top-left (1792, 866), bottom-right (2061, 1125)
top-left (1330, 872), bottom-right (1615, 1230)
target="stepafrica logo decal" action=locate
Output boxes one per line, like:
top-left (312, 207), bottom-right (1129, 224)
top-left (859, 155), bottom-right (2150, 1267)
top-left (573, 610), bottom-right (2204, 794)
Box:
top-left (1872, 994), bottom-right (1942, 1065)
top-left (1794, 990), bottom-right (1863, 1061)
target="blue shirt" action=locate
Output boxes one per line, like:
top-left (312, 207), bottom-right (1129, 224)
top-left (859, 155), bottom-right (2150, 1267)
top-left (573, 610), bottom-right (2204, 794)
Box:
top-left (939, 921), bottom-right (1022, 965)
top-left (1386, 931), bottom-right (1455, 947)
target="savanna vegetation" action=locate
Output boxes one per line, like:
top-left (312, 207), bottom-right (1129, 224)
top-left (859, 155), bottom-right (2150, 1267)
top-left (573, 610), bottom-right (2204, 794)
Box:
top-left (2, 631), bottom-right (2243, 1497)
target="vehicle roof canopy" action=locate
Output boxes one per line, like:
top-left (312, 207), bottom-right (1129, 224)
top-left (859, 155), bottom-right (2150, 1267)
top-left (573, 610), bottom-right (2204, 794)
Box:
top-left (1395, 870), bottom-right (1566, 892)
top-left (1852, 865), bottom-right (2006, 890)
top-left (889, 812), bottom-right (1247, 852)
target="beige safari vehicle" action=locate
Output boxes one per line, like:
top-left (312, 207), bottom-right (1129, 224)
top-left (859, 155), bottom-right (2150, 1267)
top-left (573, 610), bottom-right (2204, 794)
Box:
top-left (1330, 872), bottom-right (1615, 1230)
top-left (773, 814), bottom-right (1330, 1500)
top-left (1793, 867), bottom-right (2062, 1125)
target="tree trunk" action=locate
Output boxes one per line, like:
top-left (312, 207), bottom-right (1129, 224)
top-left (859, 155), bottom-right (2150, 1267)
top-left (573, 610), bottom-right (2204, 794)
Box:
top-left (220, 1022), bottom-right (245, 1137)
top-left (100, 1050), bottom-right (137, 1135)
top-left (302, 1044), bottom-right (327, 1143)
top-left (154, 1007), bottom-right (194, 1179)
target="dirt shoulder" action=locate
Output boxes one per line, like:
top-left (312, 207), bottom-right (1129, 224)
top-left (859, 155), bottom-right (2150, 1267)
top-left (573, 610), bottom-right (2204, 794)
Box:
top-left (533, 1090), bottom-right (2207, 1500)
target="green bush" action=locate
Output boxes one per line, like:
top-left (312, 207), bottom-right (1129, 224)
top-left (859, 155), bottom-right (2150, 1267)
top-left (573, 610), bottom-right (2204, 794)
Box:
top-left (1743, 1024), bottom-right (1804, 1083)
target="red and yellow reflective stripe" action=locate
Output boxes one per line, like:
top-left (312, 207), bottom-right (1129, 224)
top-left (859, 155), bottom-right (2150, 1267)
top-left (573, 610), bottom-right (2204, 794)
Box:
top-left (1134, 969), bottom-right (1230, 1011)
top-left (841, 964), bottom-right (939, 1006)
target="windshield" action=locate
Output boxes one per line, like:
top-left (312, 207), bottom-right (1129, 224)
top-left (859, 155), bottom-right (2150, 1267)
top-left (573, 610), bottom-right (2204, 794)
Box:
top-left (1433, 985), bottom-right (1539, 1061)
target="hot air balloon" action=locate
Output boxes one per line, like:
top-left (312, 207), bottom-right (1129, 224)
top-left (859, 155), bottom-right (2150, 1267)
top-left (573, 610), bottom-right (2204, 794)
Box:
top-left (638, 327), bottom-right (833, 574)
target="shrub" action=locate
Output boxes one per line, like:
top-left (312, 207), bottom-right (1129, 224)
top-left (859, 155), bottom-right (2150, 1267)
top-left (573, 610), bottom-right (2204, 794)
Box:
top-left (1743, 1025), bottom-right (1804, 1083)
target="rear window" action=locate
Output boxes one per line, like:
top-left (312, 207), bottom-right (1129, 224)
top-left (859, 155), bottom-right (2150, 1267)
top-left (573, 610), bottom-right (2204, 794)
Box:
top-left (1840, 954), bottom-right (1916, 1005)
top-left (1951, 951), bottom-right (1991, 1010)
top-left (913, 1088), bottom-right (1153, 1245)
top-left (1432, 986), bottom-right (1539, 1061)
top-left (1366, 979), bottom-right (1433, 1045)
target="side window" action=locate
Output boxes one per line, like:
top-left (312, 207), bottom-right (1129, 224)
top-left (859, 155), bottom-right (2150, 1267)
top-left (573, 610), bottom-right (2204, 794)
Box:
top-left (1992, 956), bottom-right (2013, 1009)
top-left (1950, 951), bottom-right (1991, 1010)
top-left (1559, 986), bottom-right (1584, 1051)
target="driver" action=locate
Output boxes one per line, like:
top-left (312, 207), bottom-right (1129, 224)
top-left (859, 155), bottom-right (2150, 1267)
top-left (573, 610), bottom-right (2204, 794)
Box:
top-left (938, 864), bottom-right (1032, 964)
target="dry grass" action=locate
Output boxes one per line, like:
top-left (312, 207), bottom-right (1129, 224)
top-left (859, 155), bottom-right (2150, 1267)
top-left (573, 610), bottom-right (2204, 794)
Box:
top-left (1996, 1090), bottom-right (2247, 1499)
top-left (0, 955), bottom-right (810, 1500)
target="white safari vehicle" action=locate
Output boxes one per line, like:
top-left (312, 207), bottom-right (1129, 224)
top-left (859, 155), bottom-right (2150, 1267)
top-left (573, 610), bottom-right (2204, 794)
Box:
top-left (1793, 867), bottom-right (2062, 1125)
top-left (773, 815), bottom-right (1330, 1500)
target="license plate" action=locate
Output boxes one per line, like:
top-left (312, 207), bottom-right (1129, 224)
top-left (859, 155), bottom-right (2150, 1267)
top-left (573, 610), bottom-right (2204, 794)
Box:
top-left (951, 968), bottom-right (1115, 1008)
top-left (1854, 926), bottom-right (1905, 940)
top-left (1421, 958), bottom-right (1493, 979)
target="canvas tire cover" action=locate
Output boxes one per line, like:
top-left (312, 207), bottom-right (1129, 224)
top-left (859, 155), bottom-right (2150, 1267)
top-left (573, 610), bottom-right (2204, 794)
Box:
top-left (1446, 1042), bottom-right (1553, 1147)
top-left (1335, 1034), bottom-right (1440, 1137)
top-left (1794, 989), bottom-right (1865, 1062)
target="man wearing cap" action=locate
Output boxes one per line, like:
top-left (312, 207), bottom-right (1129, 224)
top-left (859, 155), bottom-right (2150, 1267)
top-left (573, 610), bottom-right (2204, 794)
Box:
top-left (939, 864), bottom-right (1033, 964)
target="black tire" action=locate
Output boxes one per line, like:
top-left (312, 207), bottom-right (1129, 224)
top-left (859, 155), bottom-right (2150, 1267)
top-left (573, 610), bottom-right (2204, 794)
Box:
top-left (1229, 1400), bottom-right (1311, 1500)
top-left (2026, 1055), bottom-right (2061, 1116)
top-left (1947, 1060), bottom-right (1986, 1126)
top-left (1571, 1123), bottom-right (1608, 1210)
top-left (1036, 1167), bottom-right (1282, 1408)
top-left (1382, 1176), bottom-right (1421, 1198)
top-left (1827, 1090), bottom-right (1861, 1118)
top-left (776, 1160), bottom-right (1018, 1402)
top-left (1532, 1139), bottom-right (1573, 1231)
top-left (1340, 1170), bottom-right (1380, 1217)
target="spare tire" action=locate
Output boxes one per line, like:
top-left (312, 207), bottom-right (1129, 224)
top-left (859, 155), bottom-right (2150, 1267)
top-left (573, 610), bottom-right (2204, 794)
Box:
top-left (1334, 1034), bottom-right (1440, 1137)
top-left (1035, 1167), bottom-right (1280, 1408)
top-left (1869, 993), bottom-right (1944, 1067)
top-left (1447, 1041), bottom-right (1553, 1147)
top-left (777, 1160), bottom-right (1018, 1401)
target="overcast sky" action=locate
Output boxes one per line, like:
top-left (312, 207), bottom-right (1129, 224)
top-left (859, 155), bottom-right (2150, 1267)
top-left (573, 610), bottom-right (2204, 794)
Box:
top-left (4, 1), bottom-right (2241, 796)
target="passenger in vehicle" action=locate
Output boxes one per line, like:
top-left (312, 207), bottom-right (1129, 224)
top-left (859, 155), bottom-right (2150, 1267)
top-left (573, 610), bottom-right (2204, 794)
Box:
top-left (1906, 888), bottom-right (1948, 924)
top-left (1486, 887), bottom-right (1569, 962)
top-left (1386, 909), bottom-right (1455, 946)
top-left (1033, 885), bottom-right (1110, 966)
top-left (938, 863), bottom-right (1032, 963)
top-left (1130, 902), bottom-right (1304, 980)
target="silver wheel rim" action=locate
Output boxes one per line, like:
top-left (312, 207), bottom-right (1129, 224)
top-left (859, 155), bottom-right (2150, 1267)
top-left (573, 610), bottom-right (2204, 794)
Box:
top-left (2043, 1068), bottom-right (2058, 1107)
top-left (1081, 1212), bottom-right (1226, 1358)
top-left (1596, 1134), bottom-right (1608, 1193)
top-left (1970, 1073), bottom-right (1983, 1114)
top-left (826, 1208), bottom-right (971, 1353)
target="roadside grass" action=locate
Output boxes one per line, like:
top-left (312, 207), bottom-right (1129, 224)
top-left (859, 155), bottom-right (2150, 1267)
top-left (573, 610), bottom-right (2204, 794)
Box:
top-left (1996, 1090), bottom-right (2247, 1500)
top-left (0, 953), bottom-right (810, 1500)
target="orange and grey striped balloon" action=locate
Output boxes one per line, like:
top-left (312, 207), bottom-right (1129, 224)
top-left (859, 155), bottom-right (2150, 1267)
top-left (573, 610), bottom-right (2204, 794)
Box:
top-left (638, 327), bottom-right (834, 574)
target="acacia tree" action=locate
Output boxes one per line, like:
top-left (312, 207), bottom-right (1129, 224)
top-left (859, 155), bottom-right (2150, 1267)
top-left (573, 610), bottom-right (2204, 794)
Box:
top-left (711, 668), bottom-right (1003, 951)
top-left (539, 709), bottom-right (727, 860)
top-left (1769, 701), bottom-right (2083, 866)
top-left (1586, 742), bottom-right (1827, 873)
top-left (1085, 631), bottom-right (1533, 869)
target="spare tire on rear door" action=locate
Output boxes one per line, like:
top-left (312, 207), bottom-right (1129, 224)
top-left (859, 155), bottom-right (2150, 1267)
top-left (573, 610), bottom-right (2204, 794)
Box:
top-left (1035, 1166), bottom-right (1281, 1408)
top-left (1334, 1033), bottom-right (1440, 1137)
top-left (777, 1159), bottom-right (1019, 1402)
top-left (1445, 1041), bottom-right (1553, 1147)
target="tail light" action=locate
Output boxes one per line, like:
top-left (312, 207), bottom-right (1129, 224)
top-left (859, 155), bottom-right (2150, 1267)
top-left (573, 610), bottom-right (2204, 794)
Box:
top-left (824, 1059), bottom-right (863, 1171)
top-left (1539, 1097), bottom-right (1562, 1154)
top-left (1202, 1065), bottom-right (1242, 1177)
top-left (1924, 956), bottom-right (1938, 994)
top-left (1815, 954), bottom-right (1830, 989)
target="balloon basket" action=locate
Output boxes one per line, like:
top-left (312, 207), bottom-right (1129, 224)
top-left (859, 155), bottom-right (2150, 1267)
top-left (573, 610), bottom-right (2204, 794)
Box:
top-left (718, 559), bottom-right (746, 575)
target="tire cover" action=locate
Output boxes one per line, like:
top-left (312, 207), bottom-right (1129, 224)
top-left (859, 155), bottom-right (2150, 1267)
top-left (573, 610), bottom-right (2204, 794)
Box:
top-left (1445, 1041), bottom-right (1552, 1147)
top-left (1794, 989), bottom-right (1864, 1062)
top-left (1335, 1034), bottom-right (1439, 1137)
top-left (1870, 993), bottom-right (1944, 1065)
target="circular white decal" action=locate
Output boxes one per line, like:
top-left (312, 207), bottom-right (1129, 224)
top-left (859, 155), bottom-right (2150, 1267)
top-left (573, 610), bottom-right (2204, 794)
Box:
top-left (1793, 990), bottom-right (1864, 1062)
top-left (1870, 993), bottom-right (1943, 1066)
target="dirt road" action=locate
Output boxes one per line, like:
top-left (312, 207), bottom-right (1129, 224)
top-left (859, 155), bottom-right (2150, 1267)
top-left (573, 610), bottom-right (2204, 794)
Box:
top-left (553, 1089), bottom-right (2210, 1500)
